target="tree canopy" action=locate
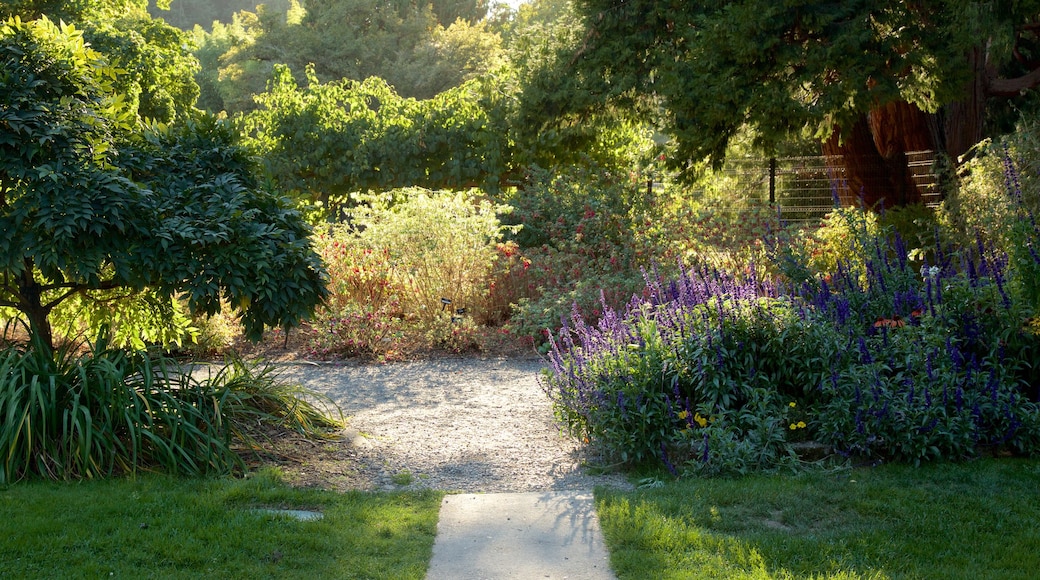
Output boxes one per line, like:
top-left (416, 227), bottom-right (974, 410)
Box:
top-left (2, 0), bottom-right (201, 123)
top-left (243, 65), bottom-right (512, 206)
top-left (545, 0), bottom-right (1040, 206)
top-left (192, 0), bottom-right (505, 115)
top-left (0, 16), bottom-right (326, 351)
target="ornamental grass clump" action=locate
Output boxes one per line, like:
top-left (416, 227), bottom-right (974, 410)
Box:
top-left (0, 333), bottom-right (342, 484)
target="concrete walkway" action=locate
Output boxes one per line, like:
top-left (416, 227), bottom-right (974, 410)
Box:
top-left (426, 491), bottom-right (616, 580)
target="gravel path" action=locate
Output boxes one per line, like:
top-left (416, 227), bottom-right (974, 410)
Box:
top-left (274, 357), bottom-right (631, 493)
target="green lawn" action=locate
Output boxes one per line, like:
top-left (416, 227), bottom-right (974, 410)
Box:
top-left (0, 470), bottom-right (442, 579)
top-left (596, 458), bottom-right (1040, 579)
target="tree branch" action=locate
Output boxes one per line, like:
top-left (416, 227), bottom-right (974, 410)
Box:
top-left (41, 279), bottom-right (125, 311)
top-left (988, 66), bottom-right (1040, 97)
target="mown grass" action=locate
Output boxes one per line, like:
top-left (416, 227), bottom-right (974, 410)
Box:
top-left (0, 470), bottom-right (442, 579)
top-left (596, 458), bottom-right (1040, 579)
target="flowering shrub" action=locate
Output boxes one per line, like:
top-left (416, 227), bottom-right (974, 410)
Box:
top-left (500, 162), bottom-right (796, 345)
top-left (501, 163), bottom-right (655, 341)
top-left (311, 188), bottom-right (517, 358)
top-left (542, 264), bottom-right (827, 472)
top-left (543, 161), bottom-right (1040, 474)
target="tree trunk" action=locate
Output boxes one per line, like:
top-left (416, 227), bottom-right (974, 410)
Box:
top-left (942, 46), bottom-right (989, 163)
top-left (17, 265), bottom-right (54, 356)
top-left (822, 101), bottom-right (935, 209)
top-left (823, 41), bottom-right (1040, 211)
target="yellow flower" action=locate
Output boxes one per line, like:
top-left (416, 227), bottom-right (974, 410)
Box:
top-left (789, 423), bottom-right (798, 430)
top-left (797, 421), bottom-right (806, 428)
top-left (677, 410), bottom-right (689, 420)
top-left (789, 401), bottom-right (797, 408)
top-left (694, 413), bottom-right (708, 428)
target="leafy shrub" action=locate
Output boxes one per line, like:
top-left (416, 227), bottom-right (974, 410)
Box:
top-left (312, 188), bottom-right (516, 357)
top-left (501, 163), bottom-right (659, 341)
top-left (542, 264), bottom-right (820, 471)
top-left (182, 308), bottom-right (241, 358)
top-left (544, 186), bottom-right (1040, 474)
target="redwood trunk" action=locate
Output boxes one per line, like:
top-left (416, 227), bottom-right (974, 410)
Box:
top-left (823, 101), bottom-right (936, 209)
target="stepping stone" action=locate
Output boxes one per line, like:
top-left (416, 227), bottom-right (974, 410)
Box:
top-left (250, 508), bottom-right (324, 522)
top-left (426, 491), bottom-right (615, 580)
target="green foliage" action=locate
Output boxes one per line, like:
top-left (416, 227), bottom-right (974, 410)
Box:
top-left (3, 0), bottom-right (202, 123)
top-left (47, 289), bottom-right (198, 351)
top-left (0, 335), bottom-right (239, 483)
top-left (510, 0), bottom-right (649, 173)
top-left (502, 163), bottom-right (656, 341)
top-left (198, 354), bottom-right (343, 443)
top-left (1, 0), bottom-right (155, 23)
top-left (0, 334), bottom-right (341, 484)
top-left (550, 1), bottom-right (1040, 173)
top-left (774, 207), bottom-right (883, 286)
top-left (310, 188), bottom-right (516, 358)
top-left (115, 118), bottom-right (329, 341)
top-left (148, 0), bottom-right (292, 31)
top-left (0, 17), bottom-right (326, 352)
top-left (943, 117), bottom-right (1040, 315)
top-left (192, 0), bottom-right (502, 115)
top-left (244, 66), bottom-right (512, 207)
top-left (188, 12), bottom-right (256, 113)
top-left (84, 15), bottom-right (200, 122)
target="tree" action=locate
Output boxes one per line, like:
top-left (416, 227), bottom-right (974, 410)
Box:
top-left (195, 0), bottom-right (505, 115)
top-left (243, 64), bottom-right (512, 208)
top-left (545, 0), bottom-right (1040, 208)
top-left (0, 17), bottom-right (327, 354)
top-left (509, 0), bottom-right (651, 173)
top-left (3, 0), bottom-right (202, 123)
top-left (148, 0), bottom-right (292, 31)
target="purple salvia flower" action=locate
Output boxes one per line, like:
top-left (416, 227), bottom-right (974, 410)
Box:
top-left (919, 417), bottom-right (939, 433)
top-left (858, 337), bottom-right (873, 364)
top-left (661, 442), bottom-right (677, 475)
top-left (1002, 147), bottom-right (1025, 205)
top-left (935, 269), bottom-right (943, 305)
top-left (925, 276), bottom-right (934, 317)
top-left (894, 233), bottom-right (909, 272)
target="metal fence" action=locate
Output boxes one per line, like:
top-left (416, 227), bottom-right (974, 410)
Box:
top-left (681, 150), bottom-right (943, 225)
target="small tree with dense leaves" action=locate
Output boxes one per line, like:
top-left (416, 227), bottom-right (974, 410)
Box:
top-left (0, 16), bottom-right (327, 355)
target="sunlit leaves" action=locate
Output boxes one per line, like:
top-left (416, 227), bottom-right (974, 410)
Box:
top-left (1, 17), bottom-right (326, 349)
top-left (244, 64), bottom-right (512, 207)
